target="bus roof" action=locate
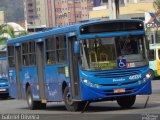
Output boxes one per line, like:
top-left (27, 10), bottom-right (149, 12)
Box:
top-left (7, 19), bottom-right (143, 44)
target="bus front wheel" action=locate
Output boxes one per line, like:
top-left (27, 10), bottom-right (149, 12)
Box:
top-left (26, 86), bottom-right (46, 110)
top-left (63, 87), bottom-right (86, 111)
top-left (117, 95), bottom-right (136, 109)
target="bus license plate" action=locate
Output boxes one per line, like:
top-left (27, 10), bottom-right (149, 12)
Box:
top-left (114, 88), bottom-right (125, 93)
top-left (0, 89), bottom-right (6, 92)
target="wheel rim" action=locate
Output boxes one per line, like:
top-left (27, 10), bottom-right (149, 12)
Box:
top-left (66, 92), bottom-right (73, 105)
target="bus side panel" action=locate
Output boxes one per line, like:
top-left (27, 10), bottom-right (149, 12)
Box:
top-left (8, 69), bottom-right (18, 98)
top-left (57, 71), bottom-right (69, 100)
top-left (44, 66), bottom-right (63, 101)
top-left (21, 67), bottom-right (40, 101)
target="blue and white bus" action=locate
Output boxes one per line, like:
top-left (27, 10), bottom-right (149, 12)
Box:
top-left (0, 50), bottom-right (9, 99)
top-left (7, 19), bottom-right (152, 111)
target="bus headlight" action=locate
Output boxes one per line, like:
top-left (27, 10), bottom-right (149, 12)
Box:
top-left (146, 73), bottom-right (151, 79)
top-left (82, 79), bottom-right (100, 88)
top-left (142, 72), bottom-right (151, 83)
top-left (82, 79), bottom-right (88, 84)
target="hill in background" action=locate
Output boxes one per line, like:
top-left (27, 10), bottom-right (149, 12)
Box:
top-left (0, 0), bottom-right (24, 23)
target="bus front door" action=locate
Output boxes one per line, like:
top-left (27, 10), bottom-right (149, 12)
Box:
top-left (68, 36), bottom-right (81, 100)
top-left (15, 46), bottom-right (22, 99)
top-left (36, 42), bottom-right (46, 101)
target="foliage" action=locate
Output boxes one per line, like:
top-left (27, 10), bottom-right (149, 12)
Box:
top-left (153, 0), bottom-right (160, 14)
top-left (153, 0), bottom-right (160, 23)
top-left (0, 24), bottom-right (28, 50)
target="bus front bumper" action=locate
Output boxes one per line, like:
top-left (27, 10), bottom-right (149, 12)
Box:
top-left (81, 80), bottom-right (152, 101)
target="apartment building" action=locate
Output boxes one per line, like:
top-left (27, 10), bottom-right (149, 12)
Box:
top-left (25, 0), bottom-right (37, 25)
top-left (45, 0), bottom-right (94, 27)
top-left (89, 0), bottom-right (155, 19)
top-left (36, 0), bottom-right (47, 26)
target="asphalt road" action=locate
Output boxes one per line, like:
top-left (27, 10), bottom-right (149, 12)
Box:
top-left (0, 80), bottom-right (160, 120)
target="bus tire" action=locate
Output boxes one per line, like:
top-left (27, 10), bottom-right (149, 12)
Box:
top-left (117, 95), bottom-right (136, 109)
top-left (63, 87), bottom-right (84, 111)
top-left (26, 86), bottom-right (39, 110)
top-left (39, 102), bottom-right (46, 109)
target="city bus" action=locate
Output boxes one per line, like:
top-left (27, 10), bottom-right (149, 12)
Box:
top-left (7, 19), bottom-right (152, 111)
top-left (149, 44), bottom-right (160, 79)
top-left (0, 50), bottom-right (9, 99)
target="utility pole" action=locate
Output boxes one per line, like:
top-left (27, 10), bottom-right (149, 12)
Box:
top-left (109, 0), bottom-right (119, 19)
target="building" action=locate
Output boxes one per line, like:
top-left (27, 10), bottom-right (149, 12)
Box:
top-left (44, 0), bottom-right (94, 27)
top-left (0, 11), bottom-right (4, 25)
top-left (89, 0), bottom-right (155, 20)
top-left (45, 0), bottom-right (55, 27)
top-left (24, 0), bottom-right (37, 25)
top-left (36, 0), bottom-right (47, 27)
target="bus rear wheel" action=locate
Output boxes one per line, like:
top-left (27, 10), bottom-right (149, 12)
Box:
top-left (63, 87), bottom-right (86, 111)
top-left (26, 86), bottom-right (46, 110)
top-left (117, 95), bottom-right (136, 109)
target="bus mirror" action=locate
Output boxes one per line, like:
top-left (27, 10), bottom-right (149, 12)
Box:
top-left (74, 41), bottom-right (80, 55)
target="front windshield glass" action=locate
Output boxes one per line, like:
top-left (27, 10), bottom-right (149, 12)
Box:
top-left (80, 35), bottom-right (147, 71)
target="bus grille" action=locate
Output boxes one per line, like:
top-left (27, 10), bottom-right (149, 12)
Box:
top-left (94, 70), bottom-right (140, 78)
top-left (99, 80), bottom-right (138, 87)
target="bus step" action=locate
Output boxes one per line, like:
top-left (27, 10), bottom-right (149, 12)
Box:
top-left (72, 99), bottom-right (82, 102)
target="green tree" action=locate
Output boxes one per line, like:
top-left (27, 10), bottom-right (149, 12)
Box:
top-left (0, 24), bottom-right (28, 49)
top-left (154, 0), bottom-right (160, 15)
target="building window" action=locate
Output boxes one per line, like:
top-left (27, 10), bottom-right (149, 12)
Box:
top-left (8, 45), bottom-right (15, 68)
top-left (75, 0), bottom-right (80, 2)
top-left (28, 3), bottom-right (33, 7)
top-left (102, 0), bottom-right (108, 3)
top-left (68, 0), bottom-right (73, 4)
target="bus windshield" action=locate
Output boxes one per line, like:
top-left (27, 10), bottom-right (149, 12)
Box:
top-left (80, 35), bottom-right (147, 71)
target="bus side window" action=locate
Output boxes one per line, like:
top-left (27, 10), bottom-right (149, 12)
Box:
top-left (22, 42), bottom-right (29, 66)
top-left (45, 36), bottom-right (56, 65)
top-left (8, 45), bottom-right (15, 68)
top-left (56, 35), bottom-right (67, 64)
